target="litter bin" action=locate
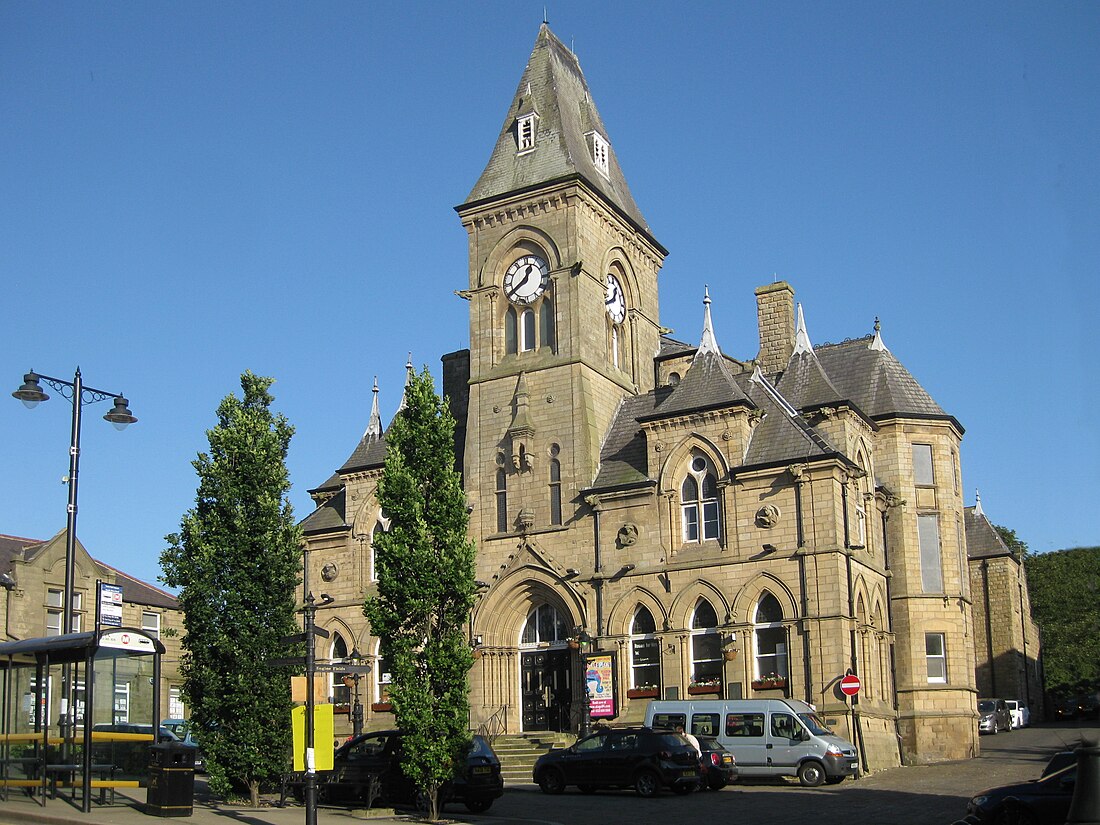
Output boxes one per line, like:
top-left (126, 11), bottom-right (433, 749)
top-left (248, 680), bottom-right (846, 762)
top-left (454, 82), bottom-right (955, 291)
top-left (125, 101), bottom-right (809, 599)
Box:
top-left (146, 742), bottom-right (196, 817)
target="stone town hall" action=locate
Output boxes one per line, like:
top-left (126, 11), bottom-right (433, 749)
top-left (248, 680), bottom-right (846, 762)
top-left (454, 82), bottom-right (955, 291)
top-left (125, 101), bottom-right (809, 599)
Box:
top-left (300, 24), bottom-right (1039, 769)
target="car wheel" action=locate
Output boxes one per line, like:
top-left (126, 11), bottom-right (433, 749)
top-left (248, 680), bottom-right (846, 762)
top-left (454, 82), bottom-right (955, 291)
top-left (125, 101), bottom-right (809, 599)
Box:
top-left (633, 770), bottom-right (661, 798)
top-left (708, 777), bottom-right (727, 791)
top-left (538, 767), bottom-right (566, 795)
top-left (797, 760), bottom-right (826, 787)
top-left (464, 797), bottom-right (492, 813)
top-left (577, 784), bottom-right (597, 794)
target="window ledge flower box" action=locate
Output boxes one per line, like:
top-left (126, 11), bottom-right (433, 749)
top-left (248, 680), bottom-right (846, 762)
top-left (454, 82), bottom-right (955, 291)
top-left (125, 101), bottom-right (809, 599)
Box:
top-left (370, 702), bottom-right (393, 712)
top-left (627, 687), bottom-right (659, 699)
top-left (751, 678), bottom-right (788, 691)
top-left (688, 684), bottom-right (721, 696)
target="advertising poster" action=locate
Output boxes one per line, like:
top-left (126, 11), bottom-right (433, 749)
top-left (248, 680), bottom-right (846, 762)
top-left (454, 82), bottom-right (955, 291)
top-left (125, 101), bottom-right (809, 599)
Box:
top-left (584, 651), bottom-right (616, 718)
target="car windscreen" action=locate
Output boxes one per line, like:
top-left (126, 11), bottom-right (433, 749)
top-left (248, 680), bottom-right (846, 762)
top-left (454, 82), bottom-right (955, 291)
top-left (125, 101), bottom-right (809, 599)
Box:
top-left (797, 713), bottom-right (833, 736)
top-left (978, 700), bottom-right (995, 712)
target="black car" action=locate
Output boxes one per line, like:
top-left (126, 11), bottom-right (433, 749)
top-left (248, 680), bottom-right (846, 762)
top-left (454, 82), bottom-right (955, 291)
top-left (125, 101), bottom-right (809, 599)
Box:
top-left (965, 763), bottom-right (1076, 824)
top-left (697, 735), bottom-right (737, 790)
top-left (314, 730), bottom-right (503, 813)
top-left (533, 726), bottom-right (702, 797)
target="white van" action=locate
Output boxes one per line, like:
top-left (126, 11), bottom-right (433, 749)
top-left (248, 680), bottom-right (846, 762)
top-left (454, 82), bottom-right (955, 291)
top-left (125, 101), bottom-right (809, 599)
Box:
top-left (644, 698), bottom-right (859, 786)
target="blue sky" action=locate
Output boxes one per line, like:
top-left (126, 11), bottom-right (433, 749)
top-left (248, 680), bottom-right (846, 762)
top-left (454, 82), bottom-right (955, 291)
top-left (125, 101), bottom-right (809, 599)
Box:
top-left (3, 2), bottom-right (1097, 589)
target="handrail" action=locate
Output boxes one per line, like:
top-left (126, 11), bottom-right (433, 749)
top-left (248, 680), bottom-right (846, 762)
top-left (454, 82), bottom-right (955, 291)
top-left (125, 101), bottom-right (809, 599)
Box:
top-left (476, 705), bottom-right (508, 745)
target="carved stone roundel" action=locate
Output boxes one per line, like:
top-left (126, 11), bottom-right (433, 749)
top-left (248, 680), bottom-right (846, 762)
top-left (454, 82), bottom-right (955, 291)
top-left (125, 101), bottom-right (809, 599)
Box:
top-left (755, 504), bottom-right (781, 529)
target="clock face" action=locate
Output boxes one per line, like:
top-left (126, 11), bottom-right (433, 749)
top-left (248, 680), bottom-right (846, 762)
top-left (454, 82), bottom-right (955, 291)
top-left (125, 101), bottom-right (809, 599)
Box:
top-left (605, 274), bottom-right (626, 323)
top-left (503, 255), bottom-right (549, 304)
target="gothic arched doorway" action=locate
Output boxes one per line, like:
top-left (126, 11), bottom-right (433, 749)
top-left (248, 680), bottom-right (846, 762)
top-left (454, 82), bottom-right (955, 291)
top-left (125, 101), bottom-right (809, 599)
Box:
top-left (519, 602), bottom-right (572, 732)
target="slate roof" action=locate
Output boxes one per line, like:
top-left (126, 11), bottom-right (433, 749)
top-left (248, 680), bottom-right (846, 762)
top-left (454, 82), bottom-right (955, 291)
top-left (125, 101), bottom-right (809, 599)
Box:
top-left (0, 532), bottom-right (177, 609)
top-left (814, 336), bottom-right (950, 422)
top-left (740, 372), bottom-right (840, 468)
top-left (640, 350), bottom-right (749, 421)
top-left (300, 488), bottom-right (348, 535)
top-left (776, 348), bottom-right (846, 411)
top-left (965, 506), bottom-right (1015, 560)
top-left (462, 24), bottom-right (653, 239)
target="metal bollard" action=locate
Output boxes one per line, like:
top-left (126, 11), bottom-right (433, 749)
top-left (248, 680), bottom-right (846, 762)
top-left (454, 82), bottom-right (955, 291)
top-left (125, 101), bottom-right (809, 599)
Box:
top-left (1066, 733), bottom-right (1100, 825)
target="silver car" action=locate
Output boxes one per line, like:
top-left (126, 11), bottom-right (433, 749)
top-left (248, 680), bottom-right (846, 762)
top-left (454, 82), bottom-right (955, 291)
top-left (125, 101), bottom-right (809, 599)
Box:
top-left (977, 699), bottom-right (1011, 734)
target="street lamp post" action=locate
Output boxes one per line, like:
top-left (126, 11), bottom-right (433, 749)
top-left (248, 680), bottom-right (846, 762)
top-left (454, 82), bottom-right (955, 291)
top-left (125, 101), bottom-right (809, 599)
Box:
top-left (11, 369), bottom-right (137, 744)
top-left (346, 648), bottom-right (364, 739)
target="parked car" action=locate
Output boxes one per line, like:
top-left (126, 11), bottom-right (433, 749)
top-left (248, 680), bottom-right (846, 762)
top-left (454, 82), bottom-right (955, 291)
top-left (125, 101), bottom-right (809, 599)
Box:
top-left (965, 763), bottom-right (1076, 823)
top-left (1003, 699), bottom-right (1030, 729)
top-left (91, 722), bottom-right (180, 743)
top-left (977, 699), bottom-right (1012, 734)
top-left (161, 718), bottom-right (206, 772)
top-left (533, 725), bottom-right (702, 797)
top-left (697, 735), bottom-right (737, 790)
top-left (311, 730), bottom-right (502, 813)
top-left (1041, 750), bottom-right (1076, 778)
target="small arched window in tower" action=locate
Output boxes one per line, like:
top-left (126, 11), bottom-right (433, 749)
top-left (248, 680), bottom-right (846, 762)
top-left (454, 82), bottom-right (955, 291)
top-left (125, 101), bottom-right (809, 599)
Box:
top-left (681, 451), bottom-right (720, 543)
top-left (611, 326), bottom-right (620, 368)
top-left (519, 308), bottom-right (536, 352)
top-left (630, 605), bottom-right (661, 690)
top-left (505, 307), bottom-right (518, 354)
top-left (691, 599), bottom-right (722, 686)
top-left (753, 592), bottom-right (788, 683)
top-left (549, 448), bottom-right (562, 526)
top-left (540, 297), bottom-right (555, 349)
top-left (370, 521), bottom-right (387, 582)
top-left (495, 469), bottom-right (508, 533)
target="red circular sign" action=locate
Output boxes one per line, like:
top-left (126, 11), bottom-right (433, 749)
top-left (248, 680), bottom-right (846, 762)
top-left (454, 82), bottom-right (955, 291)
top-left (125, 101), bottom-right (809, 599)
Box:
top-left (840, 674), bottom-right (861, 696)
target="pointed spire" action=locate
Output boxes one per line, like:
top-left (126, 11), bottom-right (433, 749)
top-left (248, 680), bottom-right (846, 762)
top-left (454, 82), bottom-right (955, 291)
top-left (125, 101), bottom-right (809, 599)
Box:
top-left (363, 377), bottom-right (382, 441)
top-left (792, 303), bottom-right (813, 356)
top-left (396, 352), bottom-right (414, 413)
top-left (974, 489), bottom-right (984, 517)
top-left (869, 316), bottom-right (889, 352)
top-left (694, 285), bottom-right (721, 360)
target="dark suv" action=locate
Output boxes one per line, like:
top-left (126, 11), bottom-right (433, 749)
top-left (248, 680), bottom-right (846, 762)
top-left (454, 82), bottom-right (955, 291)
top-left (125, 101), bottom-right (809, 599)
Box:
top-left (533, 726), bottom-right (702, 797)
top-left (312, 730), bottom-right (502, 813)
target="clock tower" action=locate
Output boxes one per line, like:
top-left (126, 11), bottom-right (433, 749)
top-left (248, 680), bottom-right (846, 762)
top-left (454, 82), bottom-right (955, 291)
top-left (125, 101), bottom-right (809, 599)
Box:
top-left (454, 23), bottom-right (667, 544)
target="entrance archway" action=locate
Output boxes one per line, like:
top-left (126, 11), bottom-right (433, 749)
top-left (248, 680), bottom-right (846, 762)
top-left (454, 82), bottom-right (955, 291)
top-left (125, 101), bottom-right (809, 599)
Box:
top-left (519, 603), bottom-right (572, 732)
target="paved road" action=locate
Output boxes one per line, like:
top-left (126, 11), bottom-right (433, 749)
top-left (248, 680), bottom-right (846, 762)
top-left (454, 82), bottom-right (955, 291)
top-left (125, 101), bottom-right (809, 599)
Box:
top-left (482, 721), bottom-right (1098, 825)
top-left (1, 722), bottom-right (1094, 825)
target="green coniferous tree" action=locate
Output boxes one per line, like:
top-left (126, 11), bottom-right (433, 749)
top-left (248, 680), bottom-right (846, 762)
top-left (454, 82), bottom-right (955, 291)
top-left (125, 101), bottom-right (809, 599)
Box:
top-left (364, 367), bottom-right (476, 821)
top-left (161, 372), bottom-right (302, 804)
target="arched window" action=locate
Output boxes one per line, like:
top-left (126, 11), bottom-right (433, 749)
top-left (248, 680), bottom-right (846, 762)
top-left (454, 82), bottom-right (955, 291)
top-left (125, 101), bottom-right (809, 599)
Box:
top-left (540, 297), bottom-right (555, 349)
top-left (520, 603), bottom-right (571, 645)
top-left (520, 308), bottom-right (536, 352)
top-left (611, 326), bottom-right (620, 368)
top-left (331, 633), bottom-right (350, 708)
top-left (505, 307), bottom-right (518, 354)
top-left (854, 452), bottom-right (869, 549)
top-left (369, 520), bottom-right (386, 582)
top-left (754, 592), bottom-right (788, 682)
top-left (631, 605), bottom-right (661, 690)
top-left (691, 600), bottom-right (722, 686)
top-left (495, 469), bottom-right (508, 533)
top-left (549, 454), bottom-right (562, 526)
top-left (681, 451), bottom-right (720, 543)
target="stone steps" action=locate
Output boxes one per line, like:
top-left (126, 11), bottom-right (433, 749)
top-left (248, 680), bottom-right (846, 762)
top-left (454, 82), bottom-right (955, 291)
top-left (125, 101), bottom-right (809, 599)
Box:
top-left (491, 733), bottom-right (574, 784)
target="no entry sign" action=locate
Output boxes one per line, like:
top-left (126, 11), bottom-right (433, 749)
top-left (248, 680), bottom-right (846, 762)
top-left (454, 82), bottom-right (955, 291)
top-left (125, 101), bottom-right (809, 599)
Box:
top-left (840, 674), bottom-right (861, 696)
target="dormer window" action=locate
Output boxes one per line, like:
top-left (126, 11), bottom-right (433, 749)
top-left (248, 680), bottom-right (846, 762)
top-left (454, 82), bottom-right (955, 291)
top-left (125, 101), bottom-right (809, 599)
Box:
top-left (517, 113), bottom-right (538, 153)
top-left (589, 131), bottom-right (610, 178)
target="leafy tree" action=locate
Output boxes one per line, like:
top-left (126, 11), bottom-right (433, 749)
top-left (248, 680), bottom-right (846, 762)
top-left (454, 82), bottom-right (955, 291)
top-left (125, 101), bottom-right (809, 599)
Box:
top-left (1025, 546), bottom-right (1100, 700)
top-left (161, 372), bottom-right (302, 804)
top-left (994, 524), bottom-right (1029, 559)
top-left (364, 367), bottom-right (476, 821)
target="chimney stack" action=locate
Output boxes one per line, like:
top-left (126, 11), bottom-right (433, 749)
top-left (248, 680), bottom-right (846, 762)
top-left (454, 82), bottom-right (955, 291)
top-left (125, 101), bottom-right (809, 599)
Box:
top-left (755, 282), bottom-right (795, 374)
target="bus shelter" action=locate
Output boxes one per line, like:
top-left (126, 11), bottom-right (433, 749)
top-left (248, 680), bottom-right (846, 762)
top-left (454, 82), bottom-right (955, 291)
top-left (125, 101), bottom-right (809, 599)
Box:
top-left (0, 627), bottom-right (164, 811)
